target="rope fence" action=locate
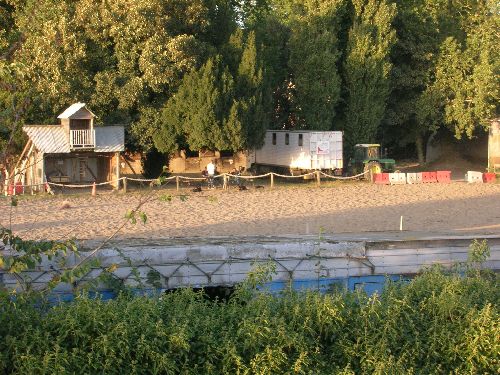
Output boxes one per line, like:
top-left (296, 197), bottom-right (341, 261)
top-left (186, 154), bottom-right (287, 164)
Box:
top-left (319, 170), bottom-right (369, 180)
top-left (3, 169), bottom-right (371, 196)
top-left (47, 180), bottom-right (122, 188)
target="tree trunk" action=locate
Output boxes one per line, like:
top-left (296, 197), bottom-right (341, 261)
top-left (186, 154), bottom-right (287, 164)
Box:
top-left (415, 135), bottom-right (425, 164)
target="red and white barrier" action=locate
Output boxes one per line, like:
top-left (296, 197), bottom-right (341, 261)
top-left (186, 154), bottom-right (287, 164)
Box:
top-left (389, 173), bottom-right (406, 185)
top-left (406, 173), bottom-right (422, 184)
top-left (465, 171), bottom-right (483, 183)
top-left (483, 173), bottom-right (496, 183)
top-left (374, 170), bottom-right (455, 185)
top-left (436, 171), bottom-right (451, 183)
top-left (421, 171), bottom-right (437, 183)
top-left (373, 173), bottom-right (390, 185)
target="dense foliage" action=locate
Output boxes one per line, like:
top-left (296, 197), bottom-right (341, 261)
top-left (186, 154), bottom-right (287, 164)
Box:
top-left (0, 266), bottom-right (498, 374)
top-left (0, 0), bottom-right (498, 163)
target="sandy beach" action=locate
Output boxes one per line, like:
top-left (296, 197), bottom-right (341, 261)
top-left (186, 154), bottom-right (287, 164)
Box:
top-left (2, 180), bottom-right (500, 243)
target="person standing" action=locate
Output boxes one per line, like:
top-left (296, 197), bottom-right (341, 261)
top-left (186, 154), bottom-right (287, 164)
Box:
top-left (206, 160), bottom-right (216, 188)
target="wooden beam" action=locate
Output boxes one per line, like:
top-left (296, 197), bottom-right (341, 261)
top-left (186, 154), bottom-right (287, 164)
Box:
top-left (9, 139), bottom-right (32, 179)
top-left (85, 163), bottom-right (97, 181)
top-left (115, 152), bottom-right (120, 189)
top-left (121, 154), bottom-right (138, 176)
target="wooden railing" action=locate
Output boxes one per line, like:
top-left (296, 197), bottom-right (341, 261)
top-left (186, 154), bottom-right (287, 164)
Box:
top-left (70, 129), bottom-right (95, 149)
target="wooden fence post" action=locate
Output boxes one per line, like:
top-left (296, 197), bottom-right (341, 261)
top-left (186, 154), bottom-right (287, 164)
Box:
top-left (316, 170), bottom-right (321, 187)
top-left (4, 170), bottom-right (9, 196)
top-left (123, 177), bottom-right (127, 193)
top-left (270, 173), bottom-right (274, 189)
top-left (176, 176), bottom-right (180, 191)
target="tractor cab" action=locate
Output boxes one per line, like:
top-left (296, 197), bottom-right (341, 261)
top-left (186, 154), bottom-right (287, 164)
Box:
top-left (348, 144), bottom-right (396, 177)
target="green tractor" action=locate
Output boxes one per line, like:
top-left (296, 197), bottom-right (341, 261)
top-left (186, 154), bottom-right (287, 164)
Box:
top-left (348, 144), bottom-right (396, 178)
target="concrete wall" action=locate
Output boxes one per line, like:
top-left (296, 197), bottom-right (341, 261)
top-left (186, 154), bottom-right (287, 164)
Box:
top-left (169, 151), bottom-right (249, 174)
top-left (2, 235), bottom-right (499, 295)
top-left (120, 152), bottom-right (144, 177)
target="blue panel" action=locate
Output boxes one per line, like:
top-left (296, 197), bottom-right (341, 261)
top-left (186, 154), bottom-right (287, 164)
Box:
top-left (265, 277), bottom-right (349, 294)
top-left (87, 290), bottom-right (118, 300)
top-left (264, 275), bottom-right (411, 296)
top-left (41, 275), bottom-right (414, 304)
top-left (348, 275), bottom-right (409, 295)
top-left (47, 293), bottom-right (75, 305)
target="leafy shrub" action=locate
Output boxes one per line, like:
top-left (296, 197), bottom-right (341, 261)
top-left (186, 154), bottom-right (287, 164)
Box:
top-left (0, 267), bottom-right (498, 374)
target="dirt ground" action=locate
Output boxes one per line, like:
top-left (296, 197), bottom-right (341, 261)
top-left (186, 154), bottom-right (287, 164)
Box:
top-left (2, 179), bottom-right (500, 242)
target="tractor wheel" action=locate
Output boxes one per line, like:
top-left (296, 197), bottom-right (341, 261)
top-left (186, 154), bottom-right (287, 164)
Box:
top-left (364, 161), bottom-right (382, 182)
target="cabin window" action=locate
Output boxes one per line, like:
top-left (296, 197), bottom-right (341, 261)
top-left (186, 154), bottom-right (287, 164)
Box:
top-left (272, 133), bottom-right (276, 145)
top-left (285, 133), bottom-right (289, 145)
top-left (298, 134), bottom-right (303, 147)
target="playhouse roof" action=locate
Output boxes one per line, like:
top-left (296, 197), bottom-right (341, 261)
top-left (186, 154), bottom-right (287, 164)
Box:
top-left (24, 126), bottom-right (71, 153)
top-left (57, 103), bottom-right (96, 119)
top-left (23, 125), bottom-right (125, 153)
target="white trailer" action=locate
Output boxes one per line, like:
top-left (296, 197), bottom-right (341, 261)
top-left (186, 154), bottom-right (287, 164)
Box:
top-left (251, 130), bottom-right (343, 173)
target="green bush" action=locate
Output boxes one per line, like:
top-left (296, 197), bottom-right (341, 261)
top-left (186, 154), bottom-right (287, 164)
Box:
top-left (0, 268), bottom-right (498, 374)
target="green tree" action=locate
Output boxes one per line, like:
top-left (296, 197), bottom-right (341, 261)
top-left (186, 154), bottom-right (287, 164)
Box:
top-left (382, 0), bottom-right (446, 162)
top-left (342, 0), bottom-right (396, 153)
top-left (421, 1), bottom-right (499, 139)
top-left (285, 0), bottom-right (345, 130)
top-left (5, 0), bottom-right (233, 149)
top-left (155, 32), bottom-right (268, 154)
top-left (225, 31), bottom-right (267, 150)
top-left (236, 0), bottom-right (272, 27)
top-left (0, 0), bottom-right (17, 58)
top-left (0, 62), bottom-right (30, 165)
top-left (245, 10), bottom-right (291, 130)
top-left (384, 0), bottom-right (498, 161)
top-left (154, 56), bottom-right (234, 153)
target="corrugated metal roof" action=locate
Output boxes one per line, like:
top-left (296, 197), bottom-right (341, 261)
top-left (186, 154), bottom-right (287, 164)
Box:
top-left (57, 102), bottom-right (96, 119)
top-left (23, 126), bottom-right (71, 153)
top-left (23, 125), bottom-right (125, 153)
top-left (95, 126), bottom-right (125, 152)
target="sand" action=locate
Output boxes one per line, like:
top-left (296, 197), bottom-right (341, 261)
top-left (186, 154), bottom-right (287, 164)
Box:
top-left (1, 181), bottom-right (500, 242)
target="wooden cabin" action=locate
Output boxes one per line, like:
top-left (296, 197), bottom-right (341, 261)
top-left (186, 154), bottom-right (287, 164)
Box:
top-left (13, 103), bottom-right (124, 191)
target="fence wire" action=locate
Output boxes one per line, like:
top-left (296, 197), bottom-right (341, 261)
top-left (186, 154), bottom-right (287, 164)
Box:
top-left (4, 170), bottom-right (370, 196)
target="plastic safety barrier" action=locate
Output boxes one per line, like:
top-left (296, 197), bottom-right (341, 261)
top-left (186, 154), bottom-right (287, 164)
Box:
top-left (421, 171), bottom-right (437, 183)
top-left (7, 182), bottom-right (23, 195)
top-left (373, 173), bottom-right (389, 185)
top-left (389, 173), bottom-right (406, 185)
top-left (482, 172), bottom-right (496, 183)
top-left (465, 171), bottom-right (483, 183)
top-left (436, 170), bottom-right (451, 183)
top-left (406, 173), bottom-right (422, 184)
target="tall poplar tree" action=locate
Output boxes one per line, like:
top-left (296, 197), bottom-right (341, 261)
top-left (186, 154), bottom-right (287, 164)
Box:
top-left (225, 32), bottom-right (267, 150)
top-left (343, 0), bottom-right (396, 153)
top-left (286, 0), bottom-right (345, 130)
